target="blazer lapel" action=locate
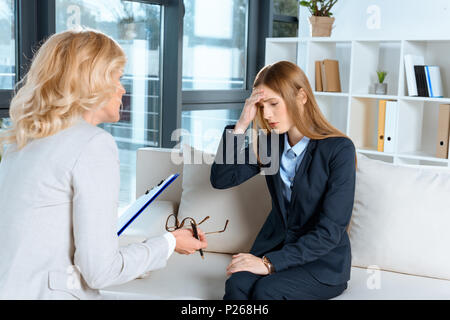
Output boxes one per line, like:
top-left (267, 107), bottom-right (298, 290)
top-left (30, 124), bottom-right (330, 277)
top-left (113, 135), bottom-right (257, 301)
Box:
top-left (264, 133), bottom-right (317, 228)
top-left (288, 139), bottom-right (317, 213)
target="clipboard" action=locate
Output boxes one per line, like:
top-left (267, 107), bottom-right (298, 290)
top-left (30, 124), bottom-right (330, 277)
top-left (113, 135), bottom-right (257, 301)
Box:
top-left (117, 173), bottom-right (179, 236)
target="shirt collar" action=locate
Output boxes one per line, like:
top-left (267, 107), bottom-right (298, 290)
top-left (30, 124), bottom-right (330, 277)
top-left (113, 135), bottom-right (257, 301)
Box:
top-left (283, 132), bottom-right (310, 157)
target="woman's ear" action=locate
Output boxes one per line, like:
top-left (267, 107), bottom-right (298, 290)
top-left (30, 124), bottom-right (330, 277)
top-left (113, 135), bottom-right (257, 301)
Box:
top-left (297, 88), bottom-right (307, 105)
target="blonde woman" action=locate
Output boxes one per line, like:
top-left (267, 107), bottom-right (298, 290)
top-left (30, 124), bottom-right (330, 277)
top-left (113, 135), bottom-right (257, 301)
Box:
top-left (211, 61), bottom-right (356, 300)
top-left (0, 29), bottom-right (207, 300)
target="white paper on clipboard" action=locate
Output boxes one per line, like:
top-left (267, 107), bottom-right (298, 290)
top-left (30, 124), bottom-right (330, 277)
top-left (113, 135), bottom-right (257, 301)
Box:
top-left (117, 173), bottom-right (179, 236)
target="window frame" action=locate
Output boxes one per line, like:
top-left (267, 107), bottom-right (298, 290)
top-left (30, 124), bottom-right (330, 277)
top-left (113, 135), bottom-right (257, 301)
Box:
top-left (0, 0), bottom-right (23, 117)
top-left (0, 0), bottom-right (61, 116)
top-left (180, 0), bottom-right (272, 145)
top-left (0, 0), bottom-right (273, 148)
top-left (0, 92), bottom-right (11, 117)
top-left (272, 0), bottom-right (299, 37)
top-left (0, 0), bottom-right (177, 144)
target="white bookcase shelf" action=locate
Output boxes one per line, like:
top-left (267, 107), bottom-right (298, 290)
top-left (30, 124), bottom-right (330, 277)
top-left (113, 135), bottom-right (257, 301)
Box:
top-left (314, 92), bottom-right (349, 97)
top-left (265, 37), bottom-right (450, 167)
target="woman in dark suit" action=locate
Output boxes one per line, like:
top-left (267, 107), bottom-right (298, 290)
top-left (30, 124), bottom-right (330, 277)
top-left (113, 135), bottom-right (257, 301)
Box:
top-left (210, 61), bottom-right (357, 300)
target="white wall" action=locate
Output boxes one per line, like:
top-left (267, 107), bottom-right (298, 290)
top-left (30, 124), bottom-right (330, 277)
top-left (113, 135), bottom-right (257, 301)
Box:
top-left (299, 0), bottom-right (450, 40)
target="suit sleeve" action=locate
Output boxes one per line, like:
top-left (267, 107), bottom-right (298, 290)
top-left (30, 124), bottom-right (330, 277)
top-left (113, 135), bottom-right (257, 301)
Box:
top-left (210, 124), bottom-right (261, 189)
top-left (72, 131), bottom-right (171, 290)
top-left (265, 138), bottom-right (356, 272)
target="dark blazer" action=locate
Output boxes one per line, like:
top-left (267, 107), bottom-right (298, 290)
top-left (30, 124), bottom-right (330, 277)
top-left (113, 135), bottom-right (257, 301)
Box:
top-left (210, 125), bottom-right (356, 286)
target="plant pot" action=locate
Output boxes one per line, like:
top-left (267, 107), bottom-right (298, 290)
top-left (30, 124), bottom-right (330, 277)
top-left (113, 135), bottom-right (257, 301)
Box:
top-left (375, 83), bottom-right (387, 95)
top-left (309, 16), bottom-right (335, 37)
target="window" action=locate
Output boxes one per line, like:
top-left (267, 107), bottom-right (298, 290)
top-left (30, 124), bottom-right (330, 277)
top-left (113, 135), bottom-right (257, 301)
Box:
top-left (56, 0), bottom-right (163, 210)
top-left (0, 0), bottom-right (269, 208)
top-left (181, 0), bottom-right (256, 154)
top-left (0, 118), bottom-right (8, 133)
top-left (274, 0), bottom-right (298, 16)
top-left (273, 0), bottom-right (298, 38)
top-left (182, 0), bottom-right (248, 90)
top-left (181, 108), bottom-right (241, 154)
top-left (0, 0), bottom-right (15, 90)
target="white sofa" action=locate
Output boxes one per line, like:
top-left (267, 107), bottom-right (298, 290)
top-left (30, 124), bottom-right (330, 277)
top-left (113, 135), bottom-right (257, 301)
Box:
top-left (101, 147), bottom-right (450, 300)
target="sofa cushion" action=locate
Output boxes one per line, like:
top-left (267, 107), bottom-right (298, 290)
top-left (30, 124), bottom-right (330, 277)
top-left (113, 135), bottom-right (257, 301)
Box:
top-left (177, 144), bottom-right (271, 254)
top-left (136, 148), bottom-right (183, 203)
top-left (105, 210), bottom-right (450, 300)
top-left (101, 251), bottom-right (231, 300)
top-left (333, 266), bottom-right (450, 300)
top-left (101, 262), bottom-right (450, 300)
top-left (349, 153), bottom-right (450, 281)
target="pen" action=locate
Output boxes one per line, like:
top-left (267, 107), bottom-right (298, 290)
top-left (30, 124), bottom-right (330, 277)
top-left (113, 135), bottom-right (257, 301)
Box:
top-left (190, 222), bottom-right (204, 259)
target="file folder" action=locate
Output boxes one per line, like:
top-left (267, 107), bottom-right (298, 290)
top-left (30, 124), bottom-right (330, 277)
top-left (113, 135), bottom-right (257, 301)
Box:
top-left (321, 59), bottom-right (341, 92)
top-left (117, 173), bottom-right (179, 236)
top-left (404, 54), bottom-right (424, 96)
top-left (384, 101), bottom-right (398, 154)
top-left (425, 66), bottom-right (444, 98)
top-left (436, 104), bottom-right (450, 159)
top-left (377, 100), bottom-right (387, 152)
top-left (414, 65), bottom-right (429, 97)
top-left (315, 61), bottom-right (323, 92)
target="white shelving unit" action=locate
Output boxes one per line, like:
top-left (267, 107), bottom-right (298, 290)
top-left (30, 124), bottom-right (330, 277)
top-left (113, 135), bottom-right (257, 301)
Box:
top-left (265, 37), bottom-right (450, 167)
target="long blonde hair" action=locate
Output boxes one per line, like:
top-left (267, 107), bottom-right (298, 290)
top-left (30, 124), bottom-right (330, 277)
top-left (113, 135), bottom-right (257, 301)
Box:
top-left (0, 29), bottom-right (126, 150)
top-left (251, 61), bottom-right (357, 166)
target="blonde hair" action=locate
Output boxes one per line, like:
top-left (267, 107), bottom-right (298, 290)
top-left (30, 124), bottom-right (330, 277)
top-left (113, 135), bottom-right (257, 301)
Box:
top-left (251, 61), bottom-right (357, 166)
top-left (0, 29), bottom-right (126, 150)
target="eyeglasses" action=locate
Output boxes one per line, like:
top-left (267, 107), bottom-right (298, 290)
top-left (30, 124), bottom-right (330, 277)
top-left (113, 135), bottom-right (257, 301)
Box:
top-left (165, 213), bottom-right (229, 259)
top-left (165, 213), bottom-right (229, 235)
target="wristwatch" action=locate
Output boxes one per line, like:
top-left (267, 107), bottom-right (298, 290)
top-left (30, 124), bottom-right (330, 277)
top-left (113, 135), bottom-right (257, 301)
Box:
top-left (262, 256), bottom-right (275, 275)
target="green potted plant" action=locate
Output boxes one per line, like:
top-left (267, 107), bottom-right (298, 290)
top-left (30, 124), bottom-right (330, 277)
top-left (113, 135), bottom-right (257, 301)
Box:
top-left (299, 0), bottom-right (338, 37)
top-left (375, 70), bottom-right (388, 95)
